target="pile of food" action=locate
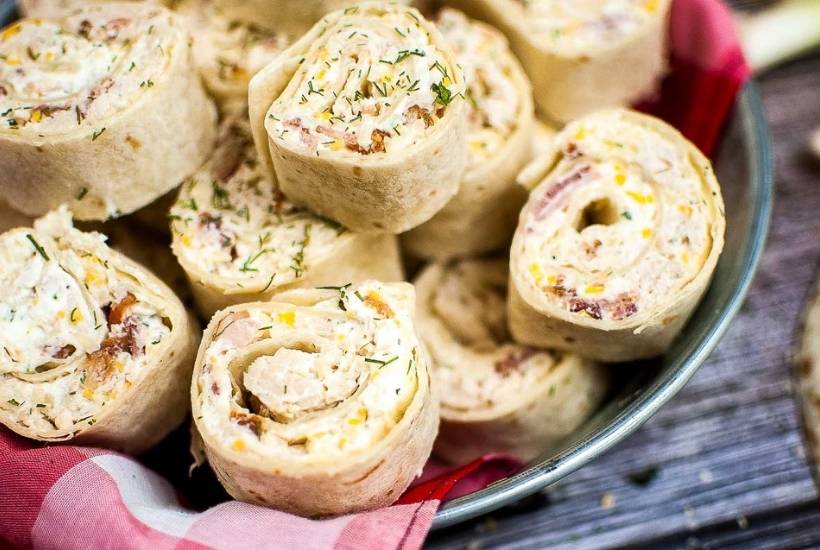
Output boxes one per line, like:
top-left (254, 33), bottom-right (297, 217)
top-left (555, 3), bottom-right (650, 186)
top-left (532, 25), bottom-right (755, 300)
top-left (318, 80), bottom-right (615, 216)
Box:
top-left (0, 0), bottom-right (725, 516)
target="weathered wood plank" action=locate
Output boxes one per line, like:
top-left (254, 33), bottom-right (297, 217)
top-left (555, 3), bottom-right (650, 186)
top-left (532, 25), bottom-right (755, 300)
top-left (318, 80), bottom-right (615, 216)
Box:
top-left (427, 48), bottom-right (820, 550)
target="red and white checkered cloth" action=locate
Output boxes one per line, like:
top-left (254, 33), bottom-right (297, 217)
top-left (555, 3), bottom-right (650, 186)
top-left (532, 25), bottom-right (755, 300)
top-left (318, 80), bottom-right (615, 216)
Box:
top-left (0, 1), bottom-right (748, 548)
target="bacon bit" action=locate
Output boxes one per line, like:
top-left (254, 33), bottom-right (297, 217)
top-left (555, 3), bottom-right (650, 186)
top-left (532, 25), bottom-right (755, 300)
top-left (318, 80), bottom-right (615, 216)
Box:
top-left (108, 293), bottom-right (137, 326)
top-left (231, 411), bottom-right (263, 437)
top-left (53, 344), bottom-right (76, 359)
top-left (78, 19), bottom-right (93, 38)
top-left (299, 126), bottom-right (317, 149)
top-left (211, 382), bottom-right (220, 395)
top-left (88, 77), bottom-right (114, 102)
top-left (494, 348), bottom-right (538, 377)
top-left (406, 105), bottom-right (434, 128)
top-left (345, 129), bottom-right (390, 155)
top-left (370, 129), bottom-right (388, 153)
top-left (546, 285), bottom-right (576, 299)
top-left (199, 212), bottom-right (222, 230)
top-left (125, 135), bottom-right (141, 150)
top-left (83, 322), bottom-right (141, 389)
top-left (611, 295), bottom-right (638, 320)
top-left (530, 166), bottom-right (592, 222)
top-left (344, 137), bottom-right (368, 154)
top-left (569, 299), bottom-right (603, 320)
top-left (364, 292), bottom-right (394, 318)
top-left (104, 18), bottom-right (130, 40)
top-left (564, 142), bottom-right (582, 159)
top-left (583, 239), bottom-right (602, 257)
top-left (0, 85), bottom-right (6, 96)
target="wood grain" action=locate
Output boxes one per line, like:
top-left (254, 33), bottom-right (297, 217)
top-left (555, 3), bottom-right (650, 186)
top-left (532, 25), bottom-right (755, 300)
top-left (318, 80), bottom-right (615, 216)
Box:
top-left (427, 43), bottom-right (820, 550)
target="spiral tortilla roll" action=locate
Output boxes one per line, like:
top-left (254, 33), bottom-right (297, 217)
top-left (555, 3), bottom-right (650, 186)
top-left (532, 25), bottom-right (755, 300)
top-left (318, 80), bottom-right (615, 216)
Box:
top-left (509, 109), bottom-right (725, 362)
top-left (0, 4), bottom-right (217, 221)
top-left (414, 259), bottom-right (606, 464)
top-left (402, 9), bottom-right (534, 260)
top-left (0, 208), bottom-right (198, 454)
top-left (249, 3), bottom-right (467, 234)
top-left (170, 114), bottom-right (403, 318)
top-left (796, 277), bottom-right (820, 469)
top-left (447, 0), bottom-right (670, 123)
top-left (191, 281), bottom-right (438, 516)
top-left (174, 0), bottom-right (289, 108)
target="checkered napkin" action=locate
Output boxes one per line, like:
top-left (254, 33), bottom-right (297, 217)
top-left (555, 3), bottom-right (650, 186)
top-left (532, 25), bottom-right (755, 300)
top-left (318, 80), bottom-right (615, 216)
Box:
top-left (0, 0), bottom-right (748, 548)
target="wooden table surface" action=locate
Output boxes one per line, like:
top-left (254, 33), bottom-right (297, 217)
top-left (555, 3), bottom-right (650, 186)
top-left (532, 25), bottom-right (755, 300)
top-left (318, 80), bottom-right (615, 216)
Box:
top-left (428, 25), bottom-right (820, 550)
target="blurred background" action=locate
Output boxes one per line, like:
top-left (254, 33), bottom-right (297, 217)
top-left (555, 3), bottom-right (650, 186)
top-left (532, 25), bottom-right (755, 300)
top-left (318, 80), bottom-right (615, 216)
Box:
top-left (428, 0), bottom-right (820, 548)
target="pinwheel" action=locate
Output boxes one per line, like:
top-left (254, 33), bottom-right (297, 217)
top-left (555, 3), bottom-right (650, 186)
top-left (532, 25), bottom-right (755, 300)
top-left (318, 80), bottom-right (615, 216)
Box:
top-left (447, 0), bottom-right (670, 122)
top-left (249, 3), bottom-right (467, 233)
top-left (191, 281), bottom-right (438, 516)
top-left (415, 259), bottom-right (606, 463)
top-left (403, 9), bottom-right (534, 260)
top-left (0, 208), bottom-right (198, 453)
top-left (0, 3), bottom-right (216, 220)
top-left (170, 113), bottom-right (403, 318)
top-left (509, 109), bottom-right (725, 362)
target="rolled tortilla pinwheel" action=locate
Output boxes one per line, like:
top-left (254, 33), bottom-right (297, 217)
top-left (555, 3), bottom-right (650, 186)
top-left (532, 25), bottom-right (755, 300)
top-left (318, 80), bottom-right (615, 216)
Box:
top-left (170, 114), bottom-right (403, 318)
top-left (796, 276), bottom-right (820, 470)
top-left (191, 281), bottom-right (438, 516)
top-left (447, 0), bottom-right (670, 123)
top-left (509, 109), bottom-right (725, 362)
top-left (415, 259), bottom-right (606, 464)
top-left (402, 9), bottom-right (534, 260)
top-left (173, 0), bottom-right (289, 107)
top-left (0, 3), bottom-right (217, 221)
top-left (249, 3), bottom-right (468, 233)
top-left (0, 208), bottom-right (198, 454)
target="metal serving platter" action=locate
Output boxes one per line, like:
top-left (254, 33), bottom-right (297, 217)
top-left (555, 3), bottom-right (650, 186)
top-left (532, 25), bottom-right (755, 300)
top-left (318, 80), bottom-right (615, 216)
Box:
top-left (0, 2), bottom-right (773, 530)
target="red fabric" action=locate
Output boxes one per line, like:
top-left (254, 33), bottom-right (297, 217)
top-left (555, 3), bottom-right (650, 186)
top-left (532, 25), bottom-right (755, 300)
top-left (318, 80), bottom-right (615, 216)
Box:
top-left (638, 0), bottom-right (750, 155)
top-left (0, 1), bottom-right (749, 548)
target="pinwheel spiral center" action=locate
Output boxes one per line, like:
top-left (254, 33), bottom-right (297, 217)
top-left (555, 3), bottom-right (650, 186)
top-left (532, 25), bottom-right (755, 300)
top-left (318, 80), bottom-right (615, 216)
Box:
top-left (576, 198), bottom-right (619, 231)
top-left (243, 346), bottom-right (362, 423)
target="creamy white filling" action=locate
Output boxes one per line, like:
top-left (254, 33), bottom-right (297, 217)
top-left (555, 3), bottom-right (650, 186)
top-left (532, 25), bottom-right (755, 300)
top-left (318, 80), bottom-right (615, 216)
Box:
top-left (0, 5), bottom-right (177, 134)
top-left (519, 112), bottom-right (716, 321)
top-left (419, 260), bottom-right (560, 413)
top-left (171, 118), bottom-right (347, 289)
top-left (265, 6), bottom-right (462, 156)
top-left (520, 0), bottom-right (658, 52)
top-left (436, 9), bottom-right (520, 166)
top-left (197, 282), bottom-right (420, 462)
top-left (0, 217), bottom-right (171, 435)
top-left (175, 0), bottom-right (288, 92)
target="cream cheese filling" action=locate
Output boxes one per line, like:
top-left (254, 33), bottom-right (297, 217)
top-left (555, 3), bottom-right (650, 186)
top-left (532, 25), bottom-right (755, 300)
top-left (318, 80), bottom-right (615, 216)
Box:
top-left (0, 217), bottom-right (171, 435)
top-left (519, 0), bottom-right (659, 53)
top-left (197, 282), bottom-right (421, 464)
top-left (0, 6), bottom-right (177, 135)
top-left (519, 112), bottom-right (716, 321)
top-left (436, 9), bottom-right (520, 166)
top-left (265, 6), bottom-right (462, 156)
top-left (171, 118), bottom-right (348, 290)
